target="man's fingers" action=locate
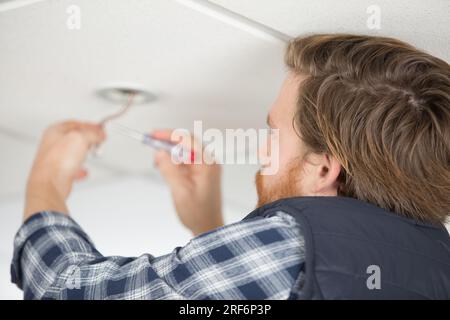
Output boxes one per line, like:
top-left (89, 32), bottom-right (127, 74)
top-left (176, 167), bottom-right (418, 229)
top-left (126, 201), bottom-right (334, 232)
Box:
top-left (48, 121), bottom-right (106, 144)
top-left (151, 129), bottom-right (176, 142)
top-left (48, 120), bottom-right (83, 134)
top-left (57, 123), bottom-right (106, 156)
top-left (152, 129), bottom-right (201, 154)
top-left (155, 150), bottom-right (178, 181)
top-left (74, 168), bottom-right (89, 180)
top-left (155, 150), bottom-right (190, 187)
top-left (77, 124), bottom-right (106, 148)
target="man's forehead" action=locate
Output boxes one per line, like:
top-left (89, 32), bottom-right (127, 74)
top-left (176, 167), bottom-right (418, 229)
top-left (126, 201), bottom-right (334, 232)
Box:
top-left (269, 72), bottom-right (304, 124)
top-left (286, 71), bottom-right (305, 86)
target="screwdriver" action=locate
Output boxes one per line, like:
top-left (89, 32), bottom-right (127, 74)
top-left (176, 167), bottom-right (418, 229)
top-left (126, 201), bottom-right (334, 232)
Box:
top-left (108, 123), bottom-right (196, 163)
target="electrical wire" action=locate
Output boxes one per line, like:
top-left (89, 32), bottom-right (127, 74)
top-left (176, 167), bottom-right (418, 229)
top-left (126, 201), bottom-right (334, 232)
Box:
top-left (92, 91), bottom-right (136, 157)
top-left (99, 91), bottom-right (136, 126)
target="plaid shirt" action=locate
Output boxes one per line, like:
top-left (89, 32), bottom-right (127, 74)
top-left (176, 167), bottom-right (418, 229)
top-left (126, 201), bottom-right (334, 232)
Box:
top-left (11, 211), bottom-right (305, 300)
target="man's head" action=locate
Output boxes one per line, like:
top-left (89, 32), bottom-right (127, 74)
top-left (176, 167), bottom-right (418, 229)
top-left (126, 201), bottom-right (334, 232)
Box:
top-left (256, 34), bottom-right (450, 224)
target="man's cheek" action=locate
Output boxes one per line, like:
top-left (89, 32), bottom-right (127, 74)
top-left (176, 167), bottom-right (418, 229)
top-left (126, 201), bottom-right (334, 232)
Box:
top-left (260, 153), bottom-right (279, 176)
top-left (259, 129), bottom-right (280, 175)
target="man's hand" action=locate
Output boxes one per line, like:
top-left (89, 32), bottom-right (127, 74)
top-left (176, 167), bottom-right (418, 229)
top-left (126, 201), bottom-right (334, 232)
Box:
top-left (153, 130), bottom-right (224, 236)
top-left (24, 121), bottom-right (106, 221)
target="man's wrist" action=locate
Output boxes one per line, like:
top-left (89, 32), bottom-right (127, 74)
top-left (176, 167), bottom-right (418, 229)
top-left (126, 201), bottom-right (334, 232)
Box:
top-left (24, 174), bottom-right (69, 221)
top-left (191, 214), bottom-right (224, 236)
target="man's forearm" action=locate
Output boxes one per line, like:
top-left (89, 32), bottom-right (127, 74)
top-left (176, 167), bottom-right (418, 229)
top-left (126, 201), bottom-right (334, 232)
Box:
top-left (21, 121), bottom-right (105, 222)
top-left (24, 174), bottom-right (68, 221)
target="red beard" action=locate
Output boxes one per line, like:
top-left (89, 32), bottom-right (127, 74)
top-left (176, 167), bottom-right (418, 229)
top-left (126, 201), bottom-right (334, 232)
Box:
top-left (255, 161), bottom-right (303, 208)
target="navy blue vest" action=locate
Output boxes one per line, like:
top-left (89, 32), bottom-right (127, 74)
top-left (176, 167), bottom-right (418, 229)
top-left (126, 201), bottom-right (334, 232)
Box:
top-left (243, 196), bottom-right (450, 299)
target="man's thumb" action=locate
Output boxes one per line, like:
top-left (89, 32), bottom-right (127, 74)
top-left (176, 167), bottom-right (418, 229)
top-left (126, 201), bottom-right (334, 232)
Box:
top-left (154, 150), bottom-right (182, 185)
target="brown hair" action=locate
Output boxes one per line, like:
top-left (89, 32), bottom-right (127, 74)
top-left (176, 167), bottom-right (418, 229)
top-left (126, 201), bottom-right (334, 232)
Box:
top-left (285, 34), bottom-right (450, 224)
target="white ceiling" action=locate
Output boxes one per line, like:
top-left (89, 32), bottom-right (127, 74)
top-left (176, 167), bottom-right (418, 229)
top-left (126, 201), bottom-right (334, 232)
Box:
top-left (0, 0), bottom-right (287, 205)
top-left (0, 0), bottom-right (449, 202)
top-left (211, 0), bottom-right (450, 61)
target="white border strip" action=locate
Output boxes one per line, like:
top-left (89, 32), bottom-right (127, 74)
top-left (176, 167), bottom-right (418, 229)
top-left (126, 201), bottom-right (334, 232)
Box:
top-left (175, 0), bottom-right (291, 44)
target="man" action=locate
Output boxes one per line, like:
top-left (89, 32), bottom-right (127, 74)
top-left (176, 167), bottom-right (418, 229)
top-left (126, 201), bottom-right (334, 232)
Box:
top-left (11, 34), bottom-right (450, 299)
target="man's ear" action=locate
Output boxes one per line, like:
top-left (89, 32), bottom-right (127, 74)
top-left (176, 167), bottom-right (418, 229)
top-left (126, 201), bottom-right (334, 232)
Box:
top-left (313, 153), bottom-right (341, 196)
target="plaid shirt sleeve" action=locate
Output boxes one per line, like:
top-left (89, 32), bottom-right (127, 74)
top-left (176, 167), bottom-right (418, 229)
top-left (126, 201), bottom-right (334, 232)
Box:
top-left (11, 211), bottom-right (305, 300)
